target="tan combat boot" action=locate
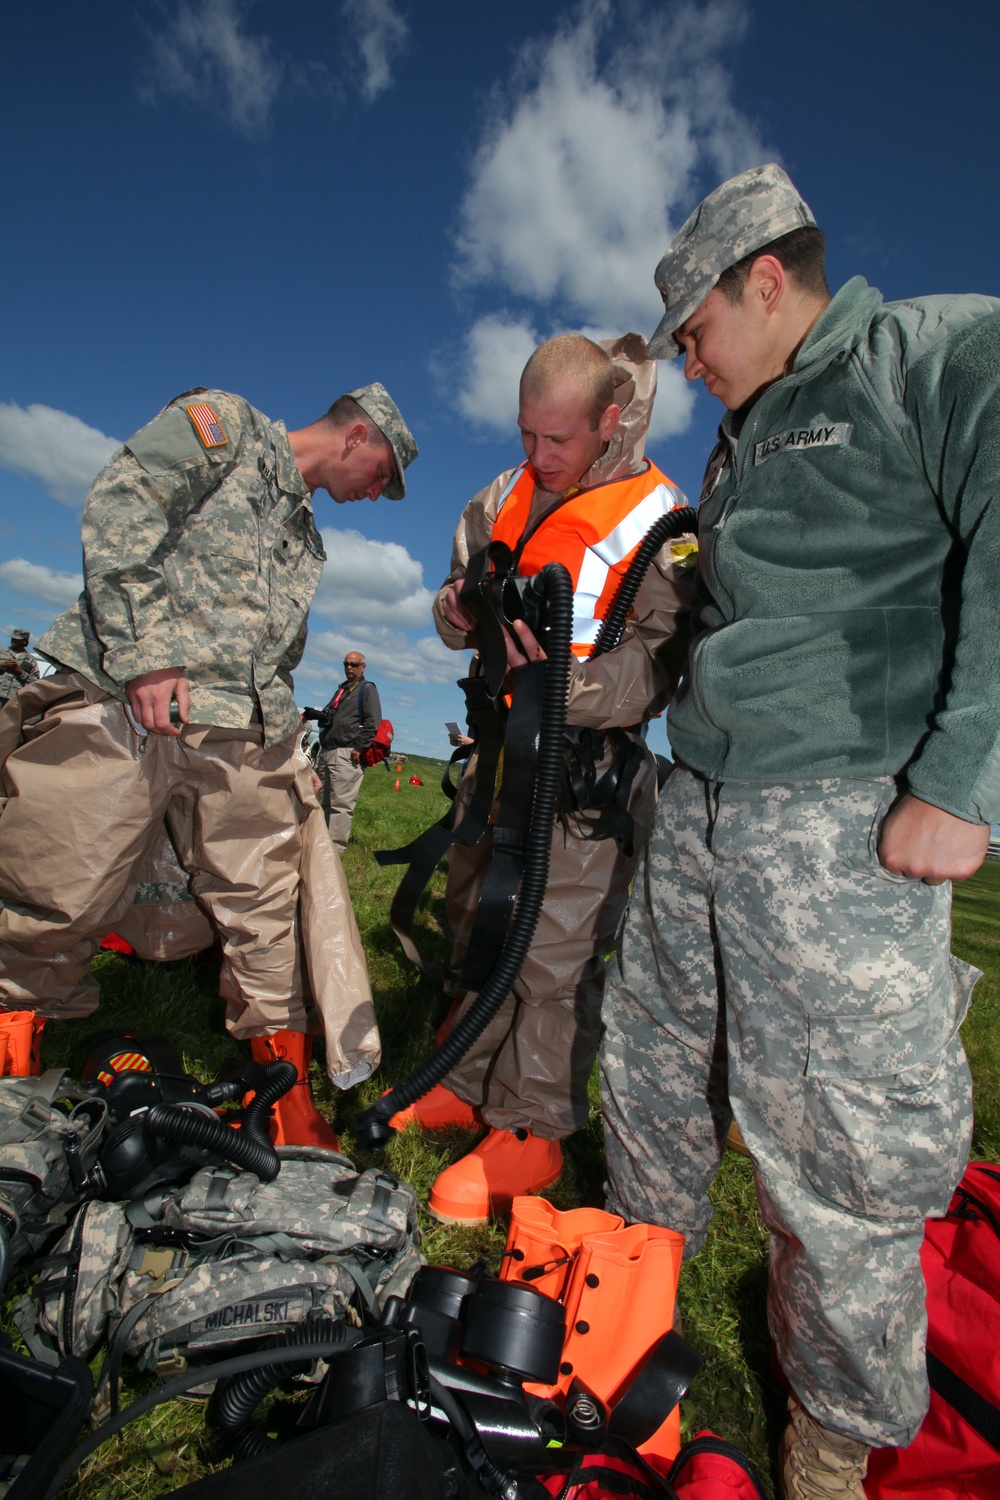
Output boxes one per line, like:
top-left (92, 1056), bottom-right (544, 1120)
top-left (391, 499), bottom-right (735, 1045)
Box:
top-left (780, 1397), bottom-right (869, 1499)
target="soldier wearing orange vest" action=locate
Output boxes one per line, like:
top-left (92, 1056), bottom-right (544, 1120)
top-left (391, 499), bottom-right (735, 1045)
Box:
top-left (392, 332), bottom-right (695, 1222)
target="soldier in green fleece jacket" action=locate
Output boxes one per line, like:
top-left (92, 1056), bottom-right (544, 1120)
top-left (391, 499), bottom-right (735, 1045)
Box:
top-left (599, 165), bottom-right (998, 1498)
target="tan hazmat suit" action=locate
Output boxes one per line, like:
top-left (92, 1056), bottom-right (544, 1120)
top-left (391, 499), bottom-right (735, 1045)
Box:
top-left (431, 335), bottom-right (695, 1137)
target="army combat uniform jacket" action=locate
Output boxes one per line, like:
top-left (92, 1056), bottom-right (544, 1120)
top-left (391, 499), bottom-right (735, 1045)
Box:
top-left (40, 389), bottom-right (326, 745)
top-left (0, 650), bottom-right (40, 708)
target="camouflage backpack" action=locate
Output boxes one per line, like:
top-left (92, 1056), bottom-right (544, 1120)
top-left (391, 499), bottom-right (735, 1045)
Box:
top-left (0, 1070), bottom-right (106, 1271)
top-left (34, 1147), bottom-right (422, 1383)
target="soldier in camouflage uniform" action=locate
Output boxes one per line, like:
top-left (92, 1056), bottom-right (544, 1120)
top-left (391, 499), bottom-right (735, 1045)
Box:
top-left (0, 630), bottom-right (40, 708)
top-left (0, 384), bottom-right (417, 1147)
top-left (600, 164), bottom-right (998, 1496)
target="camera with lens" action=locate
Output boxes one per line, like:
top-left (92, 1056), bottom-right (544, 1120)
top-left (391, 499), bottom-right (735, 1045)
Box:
top-left (301, 705), bottom-right (333, 732)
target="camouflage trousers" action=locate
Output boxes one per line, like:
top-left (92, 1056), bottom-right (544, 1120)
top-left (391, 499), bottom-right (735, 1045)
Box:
top-left (600, 767), bottom-right (977, 1447)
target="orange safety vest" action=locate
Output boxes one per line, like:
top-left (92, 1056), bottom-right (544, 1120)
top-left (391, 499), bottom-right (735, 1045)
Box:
top-left (491, 460), bottom-right (685, 657)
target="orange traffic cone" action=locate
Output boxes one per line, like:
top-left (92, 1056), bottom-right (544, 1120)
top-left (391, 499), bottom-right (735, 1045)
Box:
top-left (248, 1031), bottom-right (340, 1151)
top-left (0, 1010), bottom-right (46, 1076)
top-left (393, 777), bottom-right (400, 790)
top-left (502, 1198), bottom-right (686, 1467)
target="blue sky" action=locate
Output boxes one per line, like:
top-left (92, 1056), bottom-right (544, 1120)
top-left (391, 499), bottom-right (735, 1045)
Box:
top-left (2, 0), bottom-right (999, 758)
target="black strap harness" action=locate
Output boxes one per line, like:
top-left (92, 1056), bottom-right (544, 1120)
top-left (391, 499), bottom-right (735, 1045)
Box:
top-left (375, 507), bottom-right (698, 990)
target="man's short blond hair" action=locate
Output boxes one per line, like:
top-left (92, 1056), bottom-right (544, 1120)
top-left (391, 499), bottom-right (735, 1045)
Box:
top-left (319, 395), bottom-right (392, 455)
top-left (520, 335), bottom-right (615, 430)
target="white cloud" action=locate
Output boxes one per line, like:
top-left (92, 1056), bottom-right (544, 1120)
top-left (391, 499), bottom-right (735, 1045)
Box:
top-left (0, 558), bottom-right (83, 607)
top-left (0, 404), bottom-right (119, 507)
top-left (453, 311), bottom-right (696, 443)
top-left (454, 315), bottom-right (540, 433)
top-left (312, 527), bottom-right (435, 629)
top-left (453, 0), bottom-right (771, 340)
top-left (301, 626), bottom-right (459, 688)
top-left (341, 0), bottom-right (409, 101)
top-left (142, 0), bottom-right (282, 136)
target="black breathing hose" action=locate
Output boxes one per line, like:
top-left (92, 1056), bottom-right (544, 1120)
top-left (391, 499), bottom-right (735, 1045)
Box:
top-left (41, 1338), bottom-right (362, 1500)
top-left (213, 1317), bottom-right (354, 1461)
top-left (238, 1059), bottom-right (298, 1143)
top-left (355, 560), bottom-right (574, 1150)
top-left (143, 1101), bottom-right (281, 1182)
top-left (428, 1375), bottom-right (522, 1499)
top-left (589, 505), bottom-right (697, 659)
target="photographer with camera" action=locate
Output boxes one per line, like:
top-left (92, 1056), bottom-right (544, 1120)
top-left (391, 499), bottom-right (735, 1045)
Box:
top-left (306, 653), bottom-right (381, 853)
top-left (391, 333), bottom-right (695, 1224)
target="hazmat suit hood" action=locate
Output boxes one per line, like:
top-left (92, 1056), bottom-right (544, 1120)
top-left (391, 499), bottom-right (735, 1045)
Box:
top-left (579, 332), bottom-right (657, 489)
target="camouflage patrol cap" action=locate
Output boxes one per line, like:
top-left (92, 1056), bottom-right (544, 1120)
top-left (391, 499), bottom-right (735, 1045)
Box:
top-left (348, 383), bottom-right (417, 500)
top-left (10, 630), bottom-right (29, 645)
top-left (647, 163), bottom-right (817, 358)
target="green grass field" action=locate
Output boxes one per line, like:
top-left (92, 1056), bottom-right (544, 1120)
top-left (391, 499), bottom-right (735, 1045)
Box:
top-left (21, 760), bottom-right (1000, 1497)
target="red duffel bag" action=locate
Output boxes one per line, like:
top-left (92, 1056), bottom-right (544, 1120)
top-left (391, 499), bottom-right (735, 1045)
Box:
top-left (865, 1162), bottom-right (1000, 1498)
top-left (540, 1431), bottom-right (766, 1499)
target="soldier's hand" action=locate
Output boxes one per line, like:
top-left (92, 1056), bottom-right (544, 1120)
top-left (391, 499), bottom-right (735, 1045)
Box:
top-left (126, 669), bottom-right (191, 736)
top-left (878, 793), bottom-right (989, 884)
top-left (499, 619), bottom-right (547, 694)
top-left (506, 619), bottom-right (547, 669)
top-left (311, 770), bottom-right (322, 797)
top-left (440, 581), bottom-right (477, 635)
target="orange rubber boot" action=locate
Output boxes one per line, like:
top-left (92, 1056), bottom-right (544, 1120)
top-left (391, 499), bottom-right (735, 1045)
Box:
top-left (428, 1128), bottom-right (563, 1225)
top-left (434, 998), bottom-right (463, 1045)
top-left (389, 1083), bottom-right (479, 1132)
top-left (0, 1011), bottom-right (46, 1076)
top-left (536, 1220), bottom-right (686, 1466)
top-left (500, 1197), bottom-right (624, 1301)
top-left (249, 1032), bottom-right (340, 1152)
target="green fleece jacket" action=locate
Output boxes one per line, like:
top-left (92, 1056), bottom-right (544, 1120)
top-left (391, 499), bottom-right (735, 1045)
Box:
top-left (668, 277), bottom-right (1000, 824)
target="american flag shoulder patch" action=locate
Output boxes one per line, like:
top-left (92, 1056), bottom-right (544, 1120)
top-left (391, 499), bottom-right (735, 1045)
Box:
top-left (185, 402), bottom-right (228, 449)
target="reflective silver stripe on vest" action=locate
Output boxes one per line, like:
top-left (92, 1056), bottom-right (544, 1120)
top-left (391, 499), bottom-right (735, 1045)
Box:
top-left (572, 484), bottom-right (679, 648)
top-left (494, 464), bottom-right (529, 514)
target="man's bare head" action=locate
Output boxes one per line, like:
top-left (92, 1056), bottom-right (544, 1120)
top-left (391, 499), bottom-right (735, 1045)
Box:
top-left (516, 335), bottom-right (621, 495)
top-left (519, 335), bottom-right (616, 430)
